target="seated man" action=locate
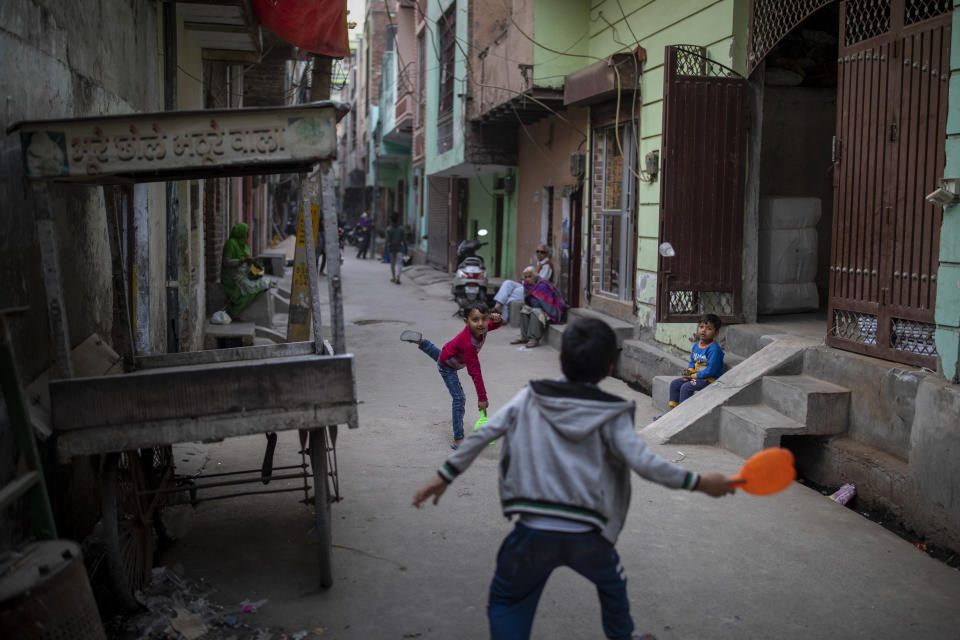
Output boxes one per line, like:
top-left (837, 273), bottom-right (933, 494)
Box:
top-left (492, 266), bottom-right (536, 323)
top-left (510, 269), bottom-right (569, 348)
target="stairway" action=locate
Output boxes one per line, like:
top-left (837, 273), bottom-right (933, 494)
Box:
top-left (718, 374), bottom-right (849, 458)
top-left (649, 334), bottom-right (852, 459)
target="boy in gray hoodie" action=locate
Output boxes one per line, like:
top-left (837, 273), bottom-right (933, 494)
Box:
top-left (413, 317), bottom-right (736, 640)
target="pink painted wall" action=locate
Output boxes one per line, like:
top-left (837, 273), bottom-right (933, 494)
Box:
top-left (514, 107), bottom-right (588, 279)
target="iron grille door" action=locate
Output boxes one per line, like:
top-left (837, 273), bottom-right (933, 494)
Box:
top-left (657, 45), bottom-right (749, 323)
top-left (828, 0), bottom-right (949, 367)
top-left (427, 176), bottom-right (449, 268)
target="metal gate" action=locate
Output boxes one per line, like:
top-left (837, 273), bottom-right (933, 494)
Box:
top-left (427, 176), bottom-right (449, 268)
top-left (827, 0), bottom-right (950, 367)
top-left (657, 45), bottom-right (749, 323)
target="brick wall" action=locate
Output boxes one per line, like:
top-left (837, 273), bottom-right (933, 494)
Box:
top-left (204, 179), bottom-right (226, 283)
top-left (591, 135), bottom-right (603, 294)
top-left (243, 55), bottom-right (288, 107)
top-left (367, 7), bottom-right (389, 107)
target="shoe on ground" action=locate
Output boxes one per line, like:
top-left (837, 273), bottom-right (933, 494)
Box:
top-left (394, 278), bottom-right (401, 285)
top-left (525, 340), bottom-right (538, 348)
top-left (400, 330), bottom-right (422, 343)
top-left (509, 338), bottom-right (525, 345)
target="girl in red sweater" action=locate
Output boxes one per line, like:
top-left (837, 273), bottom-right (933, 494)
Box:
top-left (401, 301), bottom-right (503, 448)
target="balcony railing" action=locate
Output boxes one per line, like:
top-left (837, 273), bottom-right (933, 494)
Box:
top-left (412, 127), bottom-right (425, 165)
top-left (395, 91), bottom-right (414, 130)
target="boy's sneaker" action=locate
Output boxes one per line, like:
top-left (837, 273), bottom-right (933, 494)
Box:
top-left (400, 330), bottom-right (422, 343)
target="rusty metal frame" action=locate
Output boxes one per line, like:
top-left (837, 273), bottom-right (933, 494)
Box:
top-left (657, 45), bottom-right (749, 324)
top-left (826, 0), bottom-right (950, 367)
top-left (748, 0), bottom-right (837, 74)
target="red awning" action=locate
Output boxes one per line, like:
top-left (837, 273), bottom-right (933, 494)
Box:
top-left (251, 0), bottom-right (349, 58)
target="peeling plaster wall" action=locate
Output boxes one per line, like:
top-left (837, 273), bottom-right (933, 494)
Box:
top-left (0, 0), bottom-right (165, 550)
top-left (0, 0), bottom-right (165, 380)
top-left (515, 108), bottom-right (588, 279)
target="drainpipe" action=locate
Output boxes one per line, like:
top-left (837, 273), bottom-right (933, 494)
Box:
top-left (163, 2), bottom-right (179, 352)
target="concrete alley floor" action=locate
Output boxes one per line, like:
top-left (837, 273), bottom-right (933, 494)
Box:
top-left (158, 253), bottom-right (960, 639)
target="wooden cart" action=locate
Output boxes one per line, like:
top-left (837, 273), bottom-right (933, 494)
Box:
top-left (9, 102), bottom-right (355, 608)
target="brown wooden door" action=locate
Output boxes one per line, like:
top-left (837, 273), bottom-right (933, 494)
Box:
top-left (657, 45), bottom-right (749, 324)
top-left (426, 176), bottom-right (449, 268)
top-left (828, 0), bottom-right (949, 367)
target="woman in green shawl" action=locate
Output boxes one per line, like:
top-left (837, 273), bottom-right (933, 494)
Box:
top-left (221, 222), bottom-right (269, 317)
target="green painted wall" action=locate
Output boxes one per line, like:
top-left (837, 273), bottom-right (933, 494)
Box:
top-left (532, 0), bottom-right (591, 88)
top-left (934, 6), bottom-right (960, 381)
top-left (467, 174), bottom-right (496, 268)
top-left (465, 173), bottom-right (518, 278)
top-left (424, 0), bottom-right (468, 176)
top-left (584, 0), bottom-right (747, 352)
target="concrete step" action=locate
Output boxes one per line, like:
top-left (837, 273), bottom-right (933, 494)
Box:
top-left (724, 350), bottom-right (746, 372)
top-left (762, 375), bottom-right (849, 435)
top-left (652, 375), bottom-right (678, 412)
top-left (546, 322), bottom-right (567, 349)
top-left (720, 404), bottom-right (808, 459)
top-left (720, 324), bottom-right (785, 358)
top-left (203, 322), bottom-right (256, 350)
top-left (567, 308), bottom-right (636, 344)
top-left (270, 289), bottom-right (289, 313)
top-left (788, 435), bottom-right (910, 518)
top-left (255, 325), bottom-right (285, 343)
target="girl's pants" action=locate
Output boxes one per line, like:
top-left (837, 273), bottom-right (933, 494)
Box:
top-left (419, 340), bottom-right (465, 441)
top-left (487, 523), bottom-right (634, 640)
top-left (669, 377), bottom-right (711, 405)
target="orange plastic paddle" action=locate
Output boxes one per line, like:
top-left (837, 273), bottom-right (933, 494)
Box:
top-left (731, 447), bottom-right (796, 496)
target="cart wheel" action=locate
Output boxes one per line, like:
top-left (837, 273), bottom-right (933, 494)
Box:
top-left (310, 429), bottom-right (333, 589)
top-left (102, 451), bottom-right (156, 609)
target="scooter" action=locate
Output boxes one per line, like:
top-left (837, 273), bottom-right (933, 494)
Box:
top-left (451, 237), bottom-right (492, 314)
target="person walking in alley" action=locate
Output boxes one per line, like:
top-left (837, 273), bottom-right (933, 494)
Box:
top-left (356, 212), bottom-right (372, 259)
top-left (664, 314), bottom-right (725, 413)
top-left (412, 317), bottom-right (736, 640)
top-left (385, 212), bottom-right (406, 284)
top-left (400, 301), bottom-right (503, 449)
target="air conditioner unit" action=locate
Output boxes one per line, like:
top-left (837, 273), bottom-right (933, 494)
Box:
top-left (570, 152), bottom-right (585, 179)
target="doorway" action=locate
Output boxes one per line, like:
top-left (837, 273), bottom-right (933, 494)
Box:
top-left (495, 195), bottom-right (504, 278)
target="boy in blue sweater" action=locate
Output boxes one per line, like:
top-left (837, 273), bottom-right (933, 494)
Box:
top-left (668, 313), bottom-right (724, 408)
top-left (413, 318), bottom-right (735, 640)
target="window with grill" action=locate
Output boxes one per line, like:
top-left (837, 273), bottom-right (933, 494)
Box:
top-left (437, 4), bottom-right (456, 154)
top-left (596, 124), bottom-right (637, 299)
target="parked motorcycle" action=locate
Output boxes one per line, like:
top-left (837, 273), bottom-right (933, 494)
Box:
top-left (451, 236), bottom-right (493, 314)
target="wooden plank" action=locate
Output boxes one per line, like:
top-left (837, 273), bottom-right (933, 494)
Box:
top-left (31, 184), bottom-right (74, 379)
top-left (54, 406), bottom-right (356, 462)
top-left (9, 102), bottom-right (347, 184)
top-left (320, 161), bottom-right (346, 353)
top-left (0, 471), bottom-right (40, 510)
top-left (303, 179), bottom-right (326, 354)
top-left (135, 341), bottom-right (316, 369)
top-left (50, 354), bottom-right (355, 430)
top-left (102, 186), bottom-right (136, 371)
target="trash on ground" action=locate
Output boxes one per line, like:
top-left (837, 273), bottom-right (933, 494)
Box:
top-left (170, 607), bottom-right (209, 640)
top-left (828, 483), bottom-right (856, 505)
top-left (241, 598), bottom-right (269, 613)
top-left (102, 565), bottom-right (286, 639)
